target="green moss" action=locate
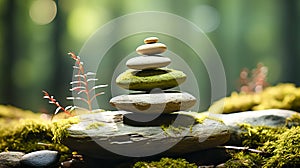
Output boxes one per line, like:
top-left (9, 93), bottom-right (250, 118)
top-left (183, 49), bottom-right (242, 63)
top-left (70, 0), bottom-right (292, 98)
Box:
top-left (0, 105), bottom-right (79, 160)
top-left (0, 117), bottom-right (78, 153)
top-left (85, 121), bottom-right (105, 130)
top-left (133, 157), bottom-right (197, 168)
top-left (225, 123), bottom-right (300, 167)
top-left (161, 124), bottom-right (198, 138)
top-left (285, 113), bottom-right (300, 127)
top-left (209, 83), bottom-right (300, 114)
top-left (262, 126), bottom-right (300, 167)
top-left (224, 151), bottom-right (263, 168)
top-left (116, 68), bottom-right (186, 91)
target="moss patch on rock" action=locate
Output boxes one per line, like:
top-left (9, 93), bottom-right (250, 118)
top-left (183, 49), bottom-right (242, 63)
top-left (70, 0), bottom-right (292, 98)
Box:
top-left (174, 111), bottom-right (224, 124)
top-left (209, 83), bottom-right (300, 114)
top-left (116, 68), bottom-right (186, 91)
top-left (85, 121), bottom-right (105, 130)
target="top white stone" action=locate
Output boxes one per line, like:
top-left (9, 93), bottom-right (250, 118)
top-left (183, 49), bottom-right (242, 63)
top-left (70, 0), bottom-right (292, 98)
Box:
top-left (144, 37), bottom-right (159, 44)
top-left (135, 37), bottom-right (167, 55)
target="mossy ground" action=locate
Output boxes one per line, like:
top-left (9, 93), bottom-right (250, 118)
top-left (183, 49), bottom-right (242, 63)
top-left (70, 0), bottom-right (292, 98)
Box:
top-left (225, 113), bottom-right (300, 167)
top-left (0, 105), bottom-right (79, 161)
top-left (133, 157), bottom-right (197, 168)
top-left (207, 83), bottom-right (300, 167)
top-left (209, 83), bottom-right (300, 114)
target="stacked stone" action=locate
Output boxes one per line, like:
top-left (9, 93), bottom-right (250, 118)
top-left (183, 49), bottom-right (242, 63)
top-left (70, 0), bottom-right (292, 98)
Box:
top-left (110, 37), bottom-right (196, 123)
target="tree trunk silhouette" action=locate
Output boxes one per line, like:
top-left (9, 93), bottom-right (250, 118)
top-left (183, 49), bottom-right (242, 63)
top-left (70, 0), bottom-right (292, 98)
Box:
top-left (282, 0), bottom-right (300, 85)
top-left (2, 0), bottom-right (15, 104)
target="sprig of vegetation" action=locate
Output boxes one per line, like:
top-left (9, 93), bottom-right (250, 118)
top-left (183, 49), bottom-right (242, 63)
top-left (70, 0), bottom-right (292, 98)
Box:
top-left (42, 90), bottom-right (74, 118)
top-left (43, 52), bottom-right (107, 117)
top-left (66, 52), bottom-right (108, 111)
top-left (238, 63), bottom-right (269, 93)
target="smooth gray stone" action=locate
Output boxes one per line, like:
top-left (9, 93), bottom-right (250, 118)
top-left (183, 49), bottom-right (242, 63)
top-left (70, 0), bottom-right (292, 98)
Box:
top-left (64, 111), bottom-right (230, 159)
top-left (0, 151), bottom-right (24, 168)
top-left (210, 109), bottom-right (298, 145)
top-left (110, 92), bottom-right (196, 114)
top-left (126, 55), bottom-right (171, 70)
top-left (20, 150), bottom-right (60, 168)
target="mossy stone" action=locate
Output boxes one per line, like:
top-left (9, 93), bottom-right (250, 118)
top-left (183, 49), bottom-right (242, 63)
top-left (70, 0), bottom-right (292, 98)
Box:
top-left (116, 68), bottom-right (186, 91)
top-left (0, 105), bottom-right (79, 157)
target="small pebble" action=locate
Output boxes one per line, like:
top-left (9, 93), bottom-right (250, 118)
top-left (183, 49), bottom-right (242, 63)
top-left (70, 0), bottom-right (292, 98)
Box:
top-left (61, 159), bottom-right (87, 168)
top-left (136, 43), bottom-right (167, 55)
top-left (144, 37), bottom-right (159, 44)
top-left (20, 150), bottom-right (60, 168)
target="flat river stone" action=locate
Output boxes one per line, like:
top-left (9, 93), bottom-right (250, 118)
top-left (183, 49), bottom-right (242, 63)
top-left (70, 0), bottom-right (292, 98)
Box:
top-left (126, 55), bottom-right (171, 70)
top-left (63, 111), bottom-right (230, 159)
top-left (110, 92), bottom-right (196, 113)
top-left (116, 68), bottom-right (186, 91)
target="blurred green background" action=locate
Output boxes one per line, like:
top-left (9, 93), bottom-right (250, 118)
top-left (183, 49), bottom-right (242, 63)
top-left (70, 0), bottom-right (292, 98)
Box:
top-left (0, 0), bottom-right (299, 112)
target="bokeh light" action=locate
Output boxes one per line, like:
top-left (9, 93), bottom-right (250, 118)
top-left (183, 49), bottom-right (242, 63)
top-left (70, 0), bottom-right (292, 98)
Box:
top-left (190, 5), bottom-right (220, 33)
top-left (29, 0), bottom-right (57, 25)
top-left (67, 6), bottom-right (110, 41)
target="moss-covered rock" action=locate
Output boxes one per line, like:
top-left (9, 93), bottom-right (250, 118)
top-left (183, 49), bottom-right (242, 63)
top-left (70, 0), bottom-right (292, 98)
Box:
top-left (0, 118), bottom-right (78, 152)
top-left (224, 114), bottom-right (300, 167)
top-left (0, 105), bottom-right (79, 161)
top-left (209, 83), bottom-right (300, 114)
top-left (116, 68), bottom-right (186, 91)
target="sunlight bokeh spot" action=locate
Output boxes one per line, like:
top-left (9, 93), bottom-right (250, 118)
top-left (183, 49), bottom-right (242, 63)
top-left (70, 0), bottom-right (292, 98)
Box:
top-left (29, 0), bottom-right (57, 25)
top-left (67, 6), bottom-right (109, 41)
top-left (191, 5), bottom-right (220, 33)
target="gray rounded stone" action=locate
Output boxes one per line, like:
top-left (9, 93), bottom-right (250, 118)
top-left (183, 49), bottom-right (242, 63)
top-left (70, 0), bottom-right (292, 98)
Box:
top-left (110, 92), bottom-right (196, 114)
top-left (20, 150), bottom-right (60, 167)
top-left (126, 55), bottom-right (171, 70)
top-left (0, 151), bottom-right (24, 168)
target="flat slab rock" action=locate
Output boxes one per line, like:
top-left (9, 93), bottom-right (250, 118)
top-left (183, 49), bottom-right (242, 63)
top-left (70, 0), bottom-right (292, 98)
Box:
top-left (210, 109), bottom-right (299, 145)
top-left (64, 111), bottom-right (230, 159)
